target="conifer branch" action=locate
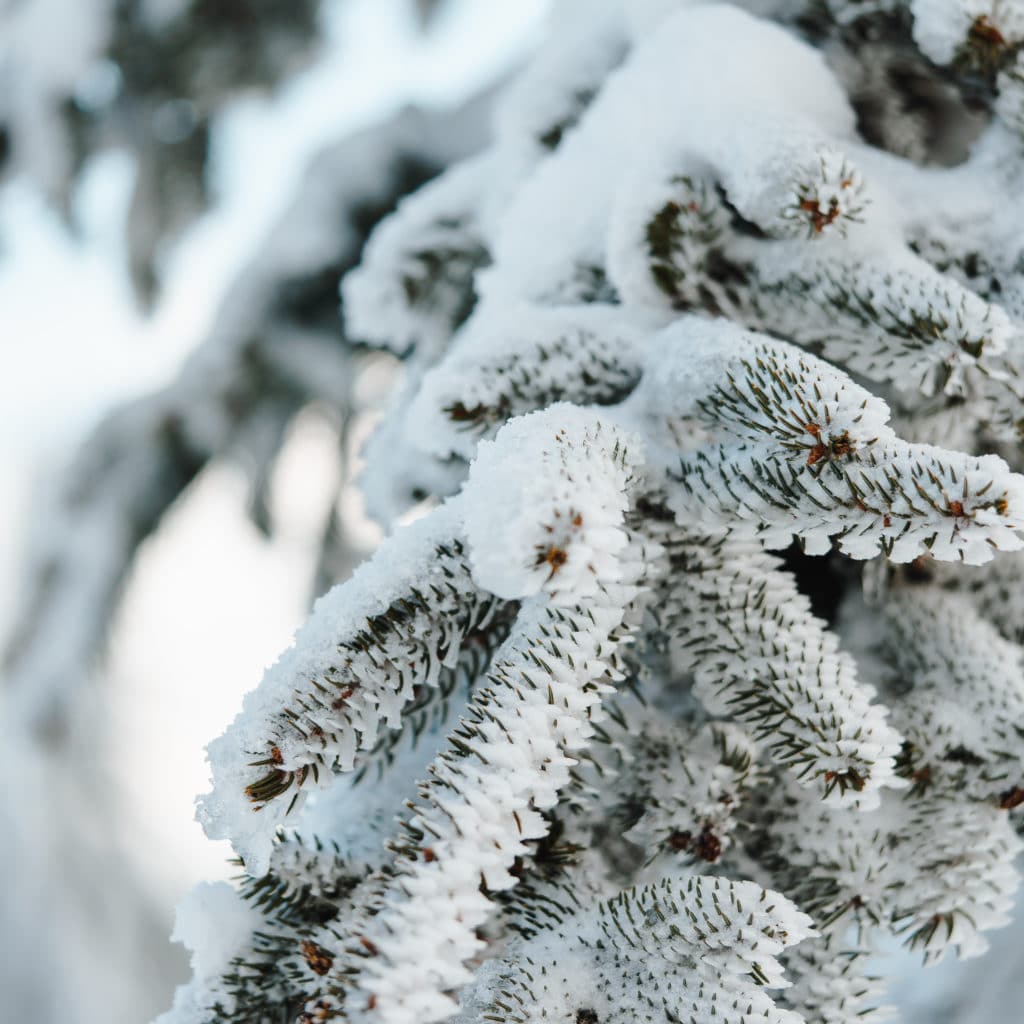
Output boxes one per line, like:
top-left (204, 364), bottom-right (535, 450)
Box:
top-left (471, 873), bottom-right (814, 1024)
top-left (327, 409), bottom-right (653, 1024)
top-left (151, 5), bottom-right (1024, 1023)
top-left (877, 585), bottom-right (1024, 805)
top-left (663, 530), bottom-right (902, 804)
top-left (633, 318), bottom-right (1024, 563)
top-left (198, 502), bottom-right (506, 875)
top-left (407, 304), bottom-right (656, 461)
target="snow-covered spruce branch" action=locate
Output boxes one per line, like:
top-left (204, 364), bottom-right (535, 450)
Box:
top-left (617, 714), bottom-right (759, 873)
top-left (926, 548), bottom-right (1024, 644)
top-left (338, 13), bottom-right (637, 526)
top-left (749, 777), bottom-right (1022, 964)
top-left (198, 502), bottom-right (507, 875)
top-left (909, 0), bottom-right (1024, 73)
top-left (480, 4), bottom-right (866, 309)
top-left (682, 142), bottom-right (1022, 416)
top-left (403, 303), bottom-right (659, 461)
top-left (738, 238), bottom-right (1020, 403)
top-left (660, 529), bottom-right (901, 804)
top-left (313, 409), bottom-right (652, 1024)
top-left (630, 318), bottom-right (1024, 562)
top-left (475, 1), bottom-right (1024, 436)
top-left (191, 407), bottom-right (654, 1022)
top-left (342, 154), bottom-right (495, 362)
top-left (161, 649), bottom-right (514, 1024)
top-left (851, 584), bottom-right (1024, 806)
top-left (717, 771), bottom-right (1022, 1024)
top-left (159, 838), bottom-right (364, 1024)
top-left (461, 873), bottom-right (815, 1024)
top-left (774, 931), bottom-right (893, 1024)
top-left (340, 154), bottom-right (501, 525)
top-left (158, 2), bottom-right (1024, 1022)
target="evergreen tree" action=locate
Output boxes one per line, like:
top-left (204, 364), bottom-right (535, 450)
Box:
top-left (163, 1), bottom-right (1024, 1021)
top-left (11, 0), bottom-right (1024, 1021)
top-left (155, 2), bottom-right (1024, 1020)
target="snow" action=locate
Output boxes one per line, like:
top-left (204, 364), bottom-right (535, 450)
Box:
top-left (743, 234), bottom-right (1018, 400)
top-left (861, 586), bottom-right (1024, 806)
top-left (911, 0), bottom-right (1024, 65)
top-left (479, 3), bottom-right (854, 304)
top-left (197, 499), bottom-right (477, 875)
top-left (342, 153), bottom-right (496, 358)
top-left (0, 0), bottom-right (112, 193)
top-left (492, 0), bottom-right (627, 149)
top-left (666, 528), bottom-right (902, 805)
top-left (463, 871), bottom-right (814, 1024)
top-left (169, 882), bottom-right (263, 983)
top-left (463, 405), bottom-right (641, 603)
top-left (155, 882), bottom-right (267, 1024)
top-left (407, 303), bottom-right (661, 460)
top-left (625, 317), bottom-right (1024, 565)
top-left (352, 538), bottom-right (649, 1023)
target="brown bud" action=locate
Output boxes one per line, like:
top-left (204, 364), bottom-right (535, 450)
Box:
top-left (300, 940), bottom-right (334, 976)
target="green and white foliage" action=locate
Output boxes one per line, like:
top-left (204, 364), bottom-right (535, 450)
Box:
top-left (405, 304), bottom-right (659, 461)
top-left (909, 0), bottom-right (1024, 70)
top-left (162, 2), bottom-right (1024, 1023)
top-left (341, 409), bottom-right (653, 1024)
top-left (660, 529), bottom-right (901, 804)
top-left (751, 779), bottom-right (1022, 963)
top-left (618, 715), bottom-right (759, 873)
top-left (774, 932), bottom-right (894, 1024)
top-left (342, 155), bottom-right (495, 361)
top-left (877, 587), bottom-right (1024, 805)
top-left (197, 501), bottom-right (507, 876)
top-left (630, 319), bottom-right (1024, 563)
top-left (460, 874), bottom-right (815, 1024)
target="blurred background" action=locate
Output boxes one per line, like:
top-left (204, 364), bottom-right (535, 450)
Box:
top-left (0, 3), bottom-right (1020, 1023)
top-left (0, 2), bottom-right (545, 1020)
